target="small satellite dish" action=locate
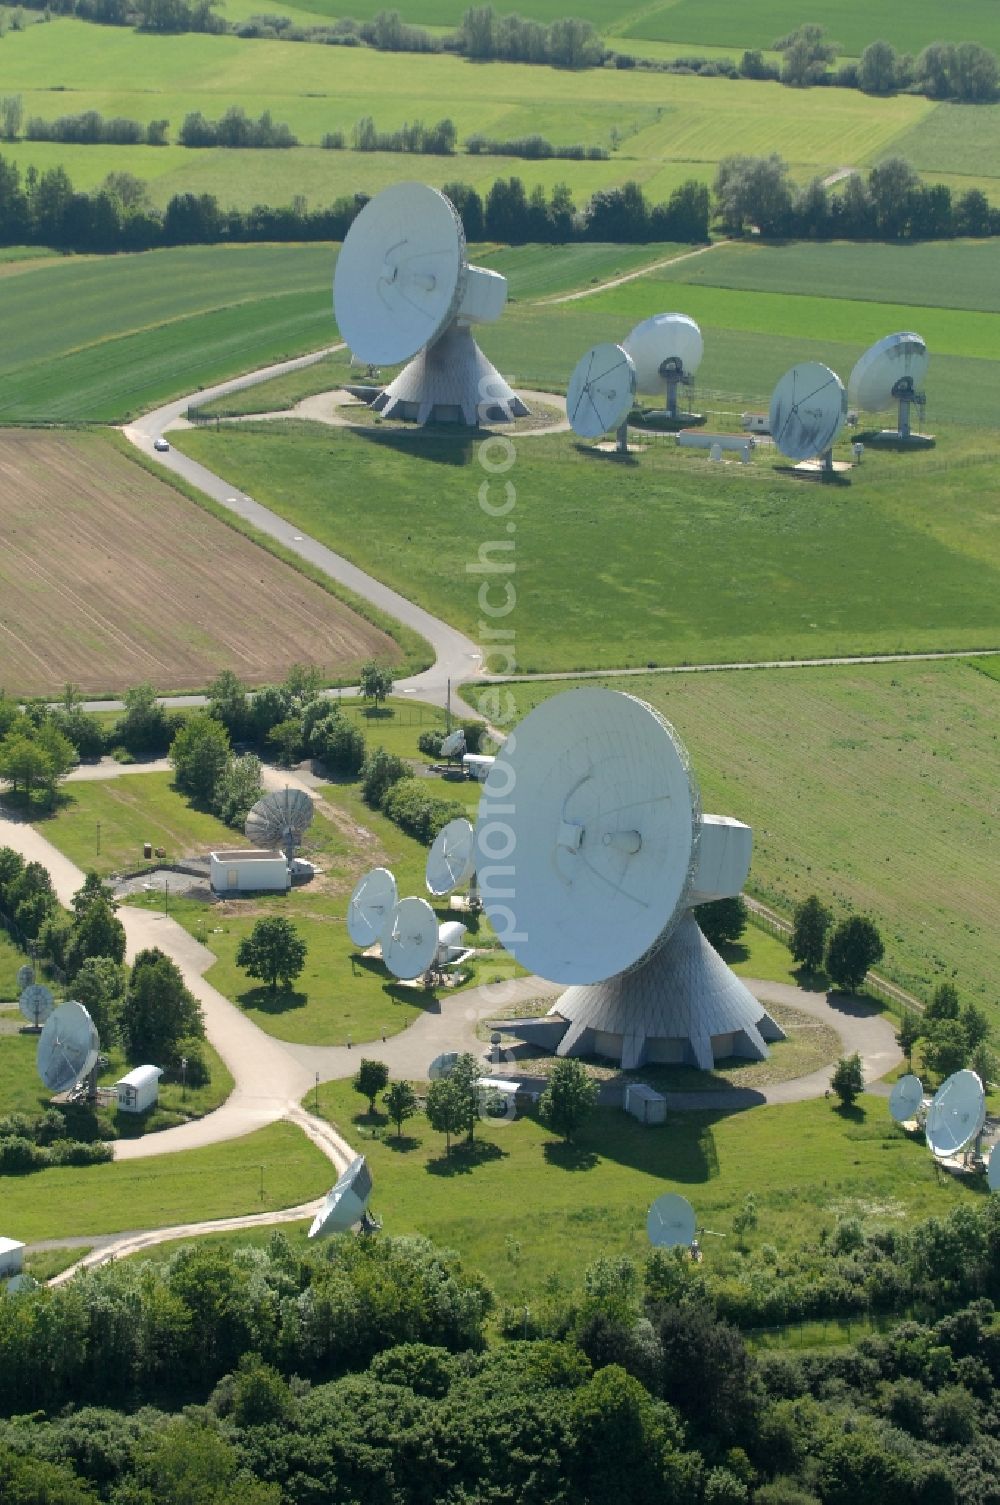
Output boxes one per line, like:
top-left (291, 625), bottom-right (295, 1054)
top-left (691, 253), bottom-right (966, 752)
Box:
top-left (428, 1051), bottom-right (459, 1080)
top-left (888, 1073), bottom-right (924, 1123)
top-left (925, 1069), bottom-right (985, 1159)
top-left (440, 728), bottom-right (466, 759)
top-left (36, 1000), bottom-right (100, 1094)
top-left (19, 982), bottom-right (54, 1030)
top-left (988, 1144), bottom-right (1000, 1193)
top-left (437, 919), bottom-right (467, 961)
top-left (245, 787), bottom-right (314, 862)
top-left (382, 896), bottom-right (439, 979)
top-left (647, 1192), bottom-right (697, 1248)
top-left (768, 362), bottom-right (847, 462)
top-left (347, 867), bottom-right (398, 949)
top-left (308, 1155), bottom-right (374, 1238)
top-left (849, 332), bottom-right (928, 439)
top-left (426, 818), bottom-right (475, 896)
top-left (566, 343), bottom-right (636, 443)
top-left (16, 963), bottom-right (34, 991)
top-left (623, 313), bottom-right (703, 418)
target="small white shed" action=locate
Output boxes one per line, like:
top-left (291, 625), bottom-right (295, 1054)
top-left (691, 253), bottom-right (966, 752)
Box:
top-left (115, 1064), bottom-right (163, 1114)
top-left (210, 848), bottom-right (290, 894)
top-left (0, 1238), bottom-right (25, 1279)
top-left (624, 1082), bottom-right (668, 1125)
top-left (462, 754), bottom-right (495, 782)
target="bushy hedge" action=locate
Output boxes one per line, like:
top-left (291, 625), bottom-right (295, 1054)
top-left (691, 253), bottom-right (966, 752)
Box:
top-left (380, 777), bottom-right (469, 844)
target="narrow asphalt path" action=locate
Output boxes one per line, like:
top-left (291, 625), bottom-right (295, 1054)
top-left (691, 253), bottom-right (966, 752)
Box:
top-left (542, 239), bottom-right (726, 304)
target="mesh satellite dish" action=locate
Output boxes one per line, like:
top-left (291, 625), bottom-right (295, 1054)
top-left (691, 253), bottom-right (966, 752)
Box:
top-left (334, 181), bottom-right (528, 427)
top-left (769, 362), bottom-right (847, 467)
top-left (347, 867), bottom-right (398, 949)
top-left (647, 1192), bottom-right (697, 1248)
top-left (245, 787), bottom-right (314, 863)
top-left (988, 1144), bottom-right (1000, 1193)
top-left (623, 313), bottom-right (703, 419)
top-left (36, 1000), bottom-right (99, 1095)
top-left (440, 728), bottom-right (466, 759)
top-left (19, 982), bottom-right (54, 1031)
top-left (925, 1069), bottom-right (985, 1160)
top-left (16, 963), bottom-right (35, 991)
top-left (889, 1073), bottom-right (924, 1124)
top-left (474, 688), bottom-right (782, 1070)
top-left (849, 332), bottom-right (928, 440)
top-left (428, 1051), bottom-right (459, 1080)
top-left (426, 818), bottom-right (475, 896)
top-left (567, 343), bottom-right (636, 453)
top-left (382, 896), bottom-right (439, 980)
top-left (308, 1155), bottom-right (375, 1238)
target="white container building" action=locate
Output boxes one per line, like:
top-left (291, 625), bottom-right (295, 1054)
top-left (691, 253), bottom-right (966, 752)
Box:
top-left (0, 1237), bottom-right (25, 1278)
top-left (210, 848), bottom-right (290, 894)
top-left (624, 1082), bottom-right (668, 1125)
top-left (115, 1065), bottom-right (164, 1114)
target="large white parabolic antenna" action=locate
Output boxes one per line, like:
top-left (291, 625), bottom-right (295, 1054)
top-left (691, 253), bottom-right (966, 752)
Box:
top-left (623, 313), bottom-right (703, 418)
top-left (567, 343), bottom-right (636, 442)
top-left (647, 1193), bottom-right (697, 1248)
top-left (849, 332), bottom-right (928, 439)
top-left (36, 1000), bottom-right (99, 1094)
top-left (334, 182), bottom-right (528, 427)
top-left (308, 1155), bottom-right (374, 1238)
top-left (382, 896), bottom-right (439, 980)
top-left (19, 982), bottom-right (55, 1030)
top-left (888, 1073), bottom-right (924, 1123)
top-left (347, 867), bottom-right (398, 948)
top-left (988, 1144), bottom-right (1000, 1193)
top-left (925, 1069), bottom-right (985, 1159)
top-left (769, 362), bottom-right (847, 462)
top-left (474, 688), bottom-right (782, 1070)
top-left (426, 818), bottom-right (475, 896)
top-left (245, 787), bottom-right (314, 862)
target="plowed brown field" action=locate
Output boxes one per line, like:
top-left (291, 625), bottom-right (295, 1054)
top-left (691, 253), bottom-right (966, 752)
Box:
top-left (0, 430), bottom-right (396, 696)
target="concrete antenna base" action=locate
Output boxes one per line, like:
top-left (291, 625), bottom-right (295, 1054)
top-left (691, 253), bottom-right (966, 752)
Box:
top-left (372, 323), bottom-right (529, 427)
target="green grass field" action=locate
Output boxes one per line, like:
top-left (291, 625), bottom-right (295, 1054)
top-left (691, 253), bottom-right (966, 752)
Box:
top-left (316, 1078), bottom-right (975, 1303)
top-left (1, 1119), bottom-right (331, 1241)
top-left (474, 660), bottom-right (1000, 1018)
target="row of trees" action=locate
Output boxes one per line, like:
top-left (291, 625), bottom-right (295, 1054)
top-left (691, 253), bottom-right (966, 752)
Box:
top-left (790, 894), bottom-right (885, 992)
top-left (178, 107), bottom-right (297, 149)
top-left (766, 25), bottom-right (999, 102)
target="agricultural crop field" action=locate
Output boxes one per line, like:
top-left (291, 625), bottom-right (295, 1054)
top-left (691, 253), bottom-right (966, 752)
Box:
top-left (474, 660), bottom-right (1000, 1018)
top-left (0, 429), bottom-right (397, 696)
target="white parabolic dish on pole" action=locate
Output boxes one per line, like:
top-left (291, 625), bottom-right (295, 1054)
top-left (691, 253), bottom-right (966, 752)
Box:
top-left (347, 867), bottom-right (398, 948)
top-left (623, 313), bottom-right (703, 395)
top-left (566, 344), bottom-right (637, 439)
top-left (647, 1192), bottom-right (696, 1248)
top-left (769, 362), bottom-right (847, 461)
top-left (36, 1000), bottom-right (100, 1094)
top-left (925, 1069), bottom-right (985, 1159)
top-left (19, 982), bottom-right (55, 1029)
top-left (849, 332), bottom-right (928, 412)
top-left (382, 896), bottom-right (439, 979)
top-left (426, 818), bottom-right (475, 896)
top-left (308, 1155), bottom-right (374, 1238)
top-left (888, 1073), bottom-right (924, 1123)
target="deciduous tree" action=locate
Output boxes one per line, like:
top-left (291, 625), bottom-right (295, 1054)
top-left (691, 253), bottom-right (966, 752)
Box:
top-left (791, 895), bottom-right (831, 971)
top-left (831, 1051), bottom-right (865, 1106)
top-left (353, 1058), bottom-right (389, 1114)
top-left (825, 915), bottom-right (884, 993)
top-left (384, 1079), bottom-right (418, 1139)
top-left (538, 1058), bottom-right (597, 1141)
top-left (236, 916), bottom-right (307, 993)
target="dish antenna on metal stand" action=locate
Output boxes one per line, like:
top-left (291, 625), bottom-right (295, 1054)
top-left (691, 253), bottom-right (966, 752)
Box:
top-left (647, 1193), bottom-right (697, 1248)
top-left (334, 182), bottom-right (528, 427)
top-left (925, 1069), bottom-right (985, 1161)
top-left (440, 727), bottom-right (466, 761)
top-left (37, 1000), bottom-right (100, 1098)
top-left (567, 343), bottom-right (637, 455)
top-left (474, 688), bottom-right (783, 1071)
top-left (382, 896), bottom-right (440, 981)
top-left (347, 867), bottom-right (398, 949)
top-left (16, 962), bottom-right (35, 992)
top-left (848, 332), bottom-right (930, 444)
top-left (426, 816), bottom-right (479, 910)
top-left (769, 362), bottom-right (848, 476)
top-left (309, 1155), bottom-right (379, 1237)
top-left (245, 787), bottom-right (314, 865)
top-left (889, 1073), bottom-right (924, 1124)
top-left (19, 982), bottom-right (55, 1032)
top-left (623, 313), bottom-right (703, 424)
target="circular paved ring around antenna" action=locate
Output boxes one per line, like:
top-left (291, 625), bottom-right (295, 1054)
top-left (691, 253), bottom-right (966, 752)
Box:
top-left (647, 1192), bottom-right (696, 1248)
top-left (925, 1069), bottom-right (985, 1159)
top-left (426, 817), bottom-right (476, 896)
top-left (849, 332), bottom-right (928, 412)
top-left (567, 343), bottom-right (637, 438)
top-left (474, 688), bottom-right (701, 986)
top-left (382, 896), bottom-right (439, 980)
top-left (769, 361), bottom-right (847, 461)
top-left (623, 313), bottom-right (704, 394)
top-left (888, 1073), bottom-right (924, 1123)
top-left (334, 181), bottom-right (467, 367)
top-left (36, 1000), bottom-right (100, 1094)
top-left (308, 1154), bottom-right (373, 1238)
top-left (347, 867), bottom-right (398, 948)
top-left (19, 982), bottom-right (55, 1028)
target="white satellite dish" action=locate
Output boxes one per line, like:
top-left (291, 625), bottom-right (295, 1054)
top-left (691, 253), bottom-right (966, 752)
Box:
top-left (428, 1051), bottom-right (459, 1080)
top-left (382, 896), bottom-right (439, 979)
top-left (848, 332), bottom-right (928, 440)
top-left (647, 1192), bottom-right (697, 1248)
top-left (623, 313), bottom-right (703, 418)
top-left (16, 963), bottom-right (35, 991)
top-left (426, 818), bottom-right (475, 896)
top-left (245, 787), bottom-right (314, 863)
top-left (36, 1000), bottom-right (99, 1094)
top-left (769, 362), bottom-right (847, 463)
top-left (19, 982), bottom-right (54, 1030)
top-left (347, 867), bottom-right (398, 949)
top-left (334, 181), bottom-right (527, 427)
top-left (440, 728), bottom-right (466, 759)
top-left (566, 343), bottom-right (636, 448)
top-left (988, 1144), bottom-right (1000, 1193)
top-left (308, 1155), bottom-right (374, 1238)
top-left (888, 1073), bottom-right (924, 1123)
top-left (925, 1069), bottom-right (985, 1160)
